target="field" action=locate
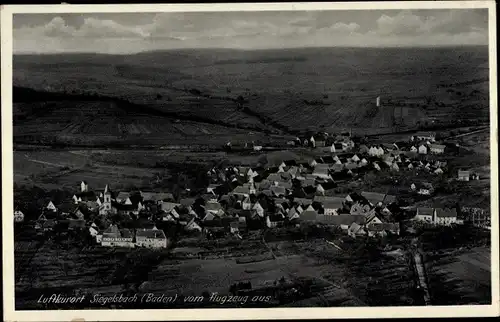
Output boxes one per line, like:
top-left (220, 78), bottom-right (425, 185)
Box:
top-left (424, 247), bottom-right (491, 305)
top-left (13, 46), bottom-right (489, 146)
top-left (15, 227), bottom-right (422, 309)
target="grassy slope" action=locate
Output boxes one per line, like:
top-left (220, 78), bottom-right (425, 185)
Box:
top-left (13, 46), bottom-right (489, 143)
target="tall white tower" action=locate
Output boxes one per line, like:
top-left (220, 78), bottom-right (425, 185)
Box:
top-left (376, 96), bottom-right (381, 107)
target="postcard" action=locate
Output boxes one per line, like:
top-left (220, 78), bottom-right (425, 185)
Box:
top-left (2, 1), bottom-right (499, 321)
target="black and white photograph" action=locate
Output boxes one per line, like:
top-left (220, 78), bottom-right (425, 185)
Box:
top-left (2, 1), bottom-right (498, 321)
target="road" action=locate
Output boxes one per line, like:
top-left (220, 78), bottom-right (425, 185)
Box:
top-left (413, 251), bottom-right (432, 305)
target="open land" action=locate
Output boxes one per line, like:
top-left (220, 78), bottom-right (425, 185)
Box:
top-left (13, 47), bottom-right (489, 147)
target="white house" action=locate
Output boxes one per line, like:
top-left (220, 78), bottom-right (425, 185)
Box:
top-left (242, 196), bottom-right (252, 210)
top-left (418, 145), bottom-right (428, 155)
top-left (80, 181), bottom-right (89, 193)
top-left (414, 208), bottom-right (434, 222)
top-left (14, 210), bottom-right (24, 223)
top-left (136, 227), bottom-right (168, 248)
top-left (46, 201), bottom-right (57, 212)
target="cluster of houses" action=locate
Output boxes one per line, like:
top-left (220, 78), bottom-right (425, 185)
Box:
top-left (15, 130), bottom-right (477, 248)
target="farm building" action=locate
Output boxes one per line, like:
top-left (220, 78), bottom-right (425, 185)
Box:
top-left (458, 170), bottom-right (470, 181)
top-left (429, 144), bottom-right (446, 154)
top-left (135, 227), bottom-right (168, 248)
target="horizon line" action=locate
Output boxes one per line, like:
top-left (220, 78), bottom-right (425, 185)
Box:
top-left (13, 44), bottom-right (489, 56)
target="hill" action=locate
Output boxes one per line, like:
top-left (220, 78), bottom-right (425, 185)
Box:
top-left (13, 46), bottom-right (490, 144)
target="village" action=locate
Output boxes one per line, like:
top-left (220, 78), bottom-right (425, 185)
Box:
top-left (14, 127), bottom-right (490, 250)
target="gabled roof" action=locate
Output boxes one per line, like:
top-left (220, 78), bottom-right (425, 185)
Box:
top-left (141, 192), bottom-right (174, 202)
top-left (180, 198), bottom-right (196, 207)
top-left (429, 144), bottom-right (446, 149)
top-left (417, 207), bottom-right (434, 216)
top-left (205, 200), bottom-right (223, 212)
top-left (232, 185), bottom-right (251, 194)
top-left (161, 202), bottom-right (181, 212)
top-left (361, 192), bottom-right (396, 205)
top-left (435, 208), bottom-right (458, 218)
top-left (136, 228), bottom-right (166, 239)
top-left (116, 192), bottom-right (131, 201)
top-left (270, 185), bottom-right (286, 196)
top-left (322, 198), bottom-right (345, 210)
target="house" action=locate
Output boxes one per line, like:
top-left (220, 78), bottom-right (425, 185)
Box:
top-left (101, 225), bottom-right (135, 248)
top-left (351, 154), bottom-right (361, 162)
top-left (185, 218), bottom-right (202, 232)
top-left (322, 198), bottom-right (345, 216)
top-left (429, 144), bottom-right (445, 154)
top-left (434, 168), bottom-right (444, 175)
top-left (46, 201), bottom-right (57, 212)
top-left (116, 192), bottom-right (131, 204)
top-left (205, 200), bottom-right (224, 215)
top-left (14, 210), bottom-right (24, 223)
top-left (136, 227), bottom-right (168, 248)
top-left (141, 192), bottom-right (174, 203)
top-left (410, 146), bottom-right (418, 153)
top-left (390, 162), bottom-right (400, 172)
top-left (413, 132), bottom-right (436, 142)
top-left (287, 207), bottom-right (300, 221)
top-left (252, 201), bottom-right (265, 218)
top-left (418, 145), bottom-right (428, 155)
top-left (365, 212), bottom-right (384, 229)
top-left (414, 208), bottom-right (434, 223)
top-left (242, 196), bottom-right (252, 210)
top-left (89, 222), bottom-right (100, 238)
top-left (270, 185), bottom-right (286, 197)
top-left (366, 222), bottom-right (400, 237)
top-left (416, 182), bottom-right (434, 195)
top-left (300, 208), bottom-right (319, 221)
top-left (361, 192), bottom-right (396, 207)
top-left (266, 214), bottom-right (285, 228)
top-left (231, 185), bottom-right (251, 197)
top-left (434, 208), bottom-right (458, 225)
top-left (348, 222), bottom-right (367, 238)
top-left (458, 170), bottom-right (470, 181)
top-left (68, 219), bottom-right (86, 230)
top-left (316, 184), bottom-right (326, 196)
top-left (225, 221), bottom-right (239, 234)
top-left (80, 181), bottom-right (89, 193)
top-left (36, 219), bottom-right (56, 232)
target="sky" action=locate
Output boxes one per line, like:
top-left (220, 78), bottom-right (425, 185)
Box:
top-left (12, 9), bottom-right (489, 54)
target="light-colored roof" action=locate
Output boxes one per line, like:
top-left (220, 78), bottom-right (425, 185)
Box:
top-left (136, 228), bottom-right (166, 239)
